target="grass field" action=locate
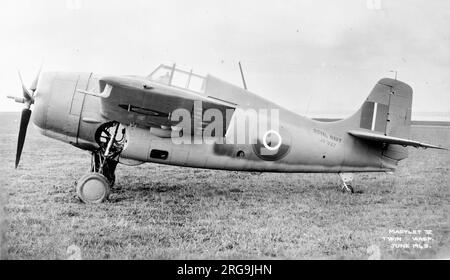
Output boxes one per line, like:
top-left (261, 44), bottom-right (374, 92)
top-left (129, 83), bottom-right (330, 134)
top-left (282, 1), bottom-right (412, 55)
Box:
top-left (0, 112), bottom-right (448, 259)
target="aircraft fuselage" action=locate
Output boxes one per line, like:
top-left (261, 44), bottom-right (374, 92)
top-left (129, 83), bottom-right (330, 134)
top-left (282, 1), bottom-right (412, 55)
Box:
top-left (31, 71), bottom-right (397, 174)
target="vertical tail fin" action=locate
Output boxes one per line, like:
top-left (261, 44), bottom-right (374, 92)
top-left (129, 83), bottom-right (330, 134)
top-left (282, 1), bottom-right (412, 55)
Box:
top-left (361, 78), bottom-right (412, 138)
top-left (346, 78), bottom-right (413, 160)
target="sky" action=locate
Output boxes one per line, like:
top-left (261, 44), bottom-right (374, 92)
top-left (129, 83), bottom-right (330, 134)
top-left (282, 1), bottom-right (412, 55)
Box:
top-left (0, 0), bottom-right (449, 120)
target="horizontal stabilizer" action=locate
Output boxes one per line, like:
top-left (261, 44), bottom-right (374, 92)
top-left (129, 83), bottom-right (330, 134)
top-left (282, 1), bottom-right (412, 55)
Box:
top-left (348, 130), bottom-right (447, 150)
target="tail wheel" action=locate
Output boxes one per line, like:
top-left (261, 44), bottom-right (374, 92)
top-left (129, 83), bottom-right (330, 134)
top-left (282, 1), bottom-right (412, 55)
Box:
top-left (341, 184), bottom-right (354, 194)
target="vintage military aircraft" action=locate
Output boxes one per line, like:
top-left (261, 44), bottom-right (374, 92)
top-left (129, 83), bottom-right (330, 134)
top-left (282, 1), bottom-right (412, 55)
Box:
top-left (8, 63), bottom-right (446, 203)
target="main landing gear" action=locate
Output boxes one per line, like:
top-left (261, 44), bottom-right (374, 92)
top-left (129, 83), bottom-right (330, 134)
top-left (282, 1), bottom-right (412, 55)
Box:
top-left (76, 122), bottom-right (124, 203)
top-left (338, 172), bottom-right (354, 193)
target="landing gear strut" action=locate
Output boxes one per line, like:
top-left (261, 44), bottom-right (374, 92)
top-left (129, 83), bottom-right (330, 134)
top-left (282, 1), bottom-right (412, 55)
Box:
top-left (338, 172), bottom-right (354, 193)
top-left (76, 122), bottom-right (124, 203)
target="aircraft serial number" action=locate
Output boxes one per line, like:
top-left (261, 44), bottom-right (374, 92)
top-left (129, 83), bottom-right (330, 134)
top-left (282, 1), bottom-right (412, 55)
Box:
top-left (320, 138), bottom-right (337, 148)
top-left (312, 128), bottom-right (342, 148)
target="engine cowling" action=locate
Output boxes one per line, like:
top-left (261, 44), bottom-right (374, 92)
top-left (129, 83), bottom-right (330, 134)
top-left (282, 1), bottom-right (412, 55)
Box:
top-left (33, 71), bottom-right (108, 150)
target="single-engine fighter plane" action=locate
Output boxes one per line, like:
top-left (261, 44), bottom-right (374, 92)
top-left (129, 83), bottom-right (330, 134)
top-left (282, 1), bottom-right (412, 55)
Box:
top-left (8, 63), bottom-right (446, 203)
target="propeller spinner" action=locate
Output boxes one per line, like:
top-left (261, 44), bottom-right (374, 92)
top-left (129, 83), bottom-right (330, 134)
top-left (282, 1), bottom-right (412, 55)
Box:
top-left (7, 69), bottom-right (41, 168)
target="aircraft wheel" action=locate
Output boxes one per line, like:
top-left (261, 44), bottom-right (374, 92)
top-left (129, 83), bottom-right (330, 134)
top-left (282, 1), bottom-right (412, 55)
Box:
top-left (342, 184), bottom-right (354, 194)
top-left (348, 185), bottom-right (354, 193)
top-left (76, 173), bottom-right (110, 203)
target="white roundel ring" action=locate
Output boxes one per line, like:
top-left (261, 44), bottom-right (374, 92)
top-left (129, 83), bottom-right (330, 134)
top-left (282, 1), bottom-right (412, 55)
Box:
top-left (263, 130), bottom-right (282, 151)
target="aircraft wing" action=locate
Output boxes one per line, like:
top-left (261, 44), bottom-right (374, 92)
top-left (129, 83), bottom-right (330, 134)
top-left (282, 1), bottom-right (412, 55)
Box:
top-left (78, 76), bottom-right (234, 135)
top-left (348, 130), bottom-right (447, 150)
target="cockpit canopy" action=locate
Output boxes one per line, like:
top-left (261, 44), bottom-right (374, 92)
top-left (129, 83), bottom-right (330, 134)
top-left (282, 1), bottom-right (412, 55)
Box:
top-left (147, 64), bottom-right (206, 93)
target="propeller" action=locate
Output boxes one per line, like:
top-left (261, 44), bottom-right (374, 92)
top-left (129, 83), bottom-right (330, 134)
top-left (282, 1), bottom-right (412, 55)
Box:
top-left (7, 68), bottom-right (41, 168)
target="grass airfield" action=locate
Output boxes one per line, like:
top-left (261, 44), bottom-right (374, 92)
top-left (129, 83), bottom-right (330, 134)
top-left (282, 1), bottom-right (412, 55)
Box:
top-left (0, 112), bottom-right (448, 259)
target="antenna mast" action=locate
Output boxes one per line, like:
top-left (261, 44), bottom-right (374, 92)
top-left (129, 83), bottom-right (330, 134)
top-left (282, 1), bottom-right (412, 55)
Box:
top-left (238, 61), bottom-right (248, 90)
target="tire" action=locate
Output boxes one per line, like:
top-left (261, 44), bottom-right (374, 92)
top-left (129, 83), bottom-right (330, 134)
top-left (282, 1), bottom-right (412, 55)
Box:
top-left (346, 184), bottom-right (355, 194)
top-left (341, 184), bottom-right (354, 194)
top-left (76, 173), bottom-right (110, 203)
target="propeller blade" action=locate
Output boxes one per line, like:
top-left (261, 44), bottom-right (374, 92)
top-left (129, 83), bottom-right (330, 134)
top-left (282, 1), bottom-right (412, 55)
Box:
top-left (17, 71), bottom-right (33, 101)
top-left (30, 66), bottom-right (42, 93)
top-left (15, 108), bottom-right (32, 168)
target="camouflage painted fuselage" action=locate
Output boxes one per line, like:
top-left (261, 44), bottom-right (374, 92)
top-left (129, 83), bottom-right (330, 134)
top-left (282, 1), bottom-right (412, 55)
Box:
top-left (32, 70), bottom-right (410, 174)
